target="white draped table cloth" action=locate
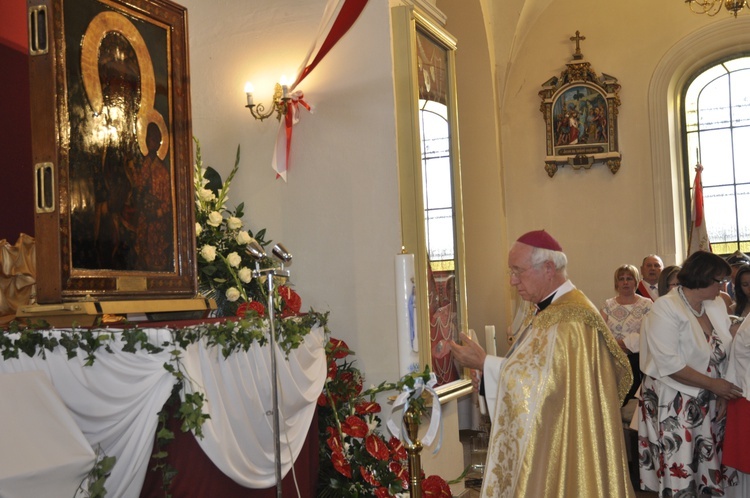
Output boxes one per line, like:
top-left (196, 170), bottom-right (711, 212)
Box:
top-left (0, 324), bottom-right (327, 498)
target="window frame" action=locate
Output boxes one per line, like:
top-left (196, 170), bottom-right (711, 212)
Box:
top-left (681, 54), bottom-right (750, 256)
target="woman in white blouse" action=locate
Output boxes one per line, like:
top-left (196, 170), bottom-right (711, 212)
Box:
top-left (638, 251), bottom-right (743, 497)
top-left (724, 316), bottom-right (750, 497)
top-left (600, 264), bottom-right (653, 404)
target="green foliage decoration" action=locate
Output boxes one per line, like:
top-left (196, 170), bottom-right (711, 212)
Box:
top-left (2, 311), bottom-right (327, 498)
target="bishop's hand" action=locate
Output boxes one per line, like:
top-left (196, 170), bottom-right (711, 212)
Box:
top-left (448, 332), bottom-right (487, 371)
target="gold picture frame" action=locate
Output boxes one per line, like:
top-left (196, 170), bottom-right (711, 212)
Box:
top-left (392, 6), bottom-right (471, 400)
top-left (28, 0), bottom-right (196, 303)
top-left (538, 32), bottom-right (622, 178)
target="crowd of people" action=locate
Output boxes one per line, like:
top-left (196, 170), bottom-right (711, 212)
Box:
top-left (601, 250), bottom-right (750, 497)
top-left (447, 229), bottom-right (750, 498)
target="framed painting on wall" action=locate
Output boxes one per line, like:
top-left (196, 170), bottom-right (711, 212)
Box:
top-left (27, 0), bottom-right (196, 303)
top-left (539, 32), bottom-right (622, 178)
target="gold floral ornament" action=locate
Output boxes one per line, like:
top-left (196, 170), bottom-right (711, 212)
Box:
top-left (0, 234), bottom-right (36, 324)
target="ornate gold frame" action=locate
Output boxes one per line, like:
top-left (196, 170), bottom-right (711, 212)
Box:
top-left (28, 0), bottom-right (195, 303)
top-left (539, 32), bottom-right (622, 178)
top-left (392, 6), bottom-right (471, 400)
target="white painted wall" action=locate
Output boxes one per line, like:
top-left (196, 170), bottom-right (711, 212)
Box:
top-left (181, 0), bottom-right (403, 389)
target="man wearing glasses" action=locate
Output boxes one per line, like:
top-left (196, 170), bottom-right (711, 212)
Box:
top-left (449, 230), bottom-right (635, 498)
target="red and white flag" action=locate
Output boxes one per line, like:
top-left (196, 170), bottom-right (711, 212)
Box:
top-left (272, 0), bottom-right (369, 181)
top-left (687, 164), bottom-right (711, 256)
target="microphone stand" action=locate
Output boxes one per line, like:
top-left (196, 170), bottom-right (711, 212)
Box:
top-left (253, 261), bottom-right (290, 498)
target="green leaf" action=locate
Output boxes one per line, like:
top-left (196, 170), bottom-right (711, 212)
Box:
top-left (157, 428), bottom-right (175, 441)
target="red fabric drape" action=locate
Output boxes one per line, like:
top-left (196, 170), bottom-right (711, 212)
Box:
top-left (139, 407), bottom-right (320, 498)
top-left (292, 0), bottom-right (368, 89)
top-left (274, 0), bottom-right (369, 179)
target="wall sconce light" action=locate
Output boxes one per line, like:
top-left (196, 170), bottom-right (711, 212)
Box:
top-left (244, 76), bottom-right (291, 122)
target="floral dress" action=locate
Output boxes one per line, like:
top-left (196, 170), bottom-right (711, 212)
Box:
top-left (602, 296), bottom-right (652, 402)
top-left (638, 329), bottom-right (733, 496)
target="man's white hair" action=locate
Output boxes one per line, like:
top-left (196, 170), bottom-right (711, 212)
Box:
top-left (529, 246), bottom-right (568, 273)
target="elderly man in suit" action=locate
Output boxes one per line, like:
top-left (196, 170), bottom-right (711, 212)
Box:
top-left (636, 254), bottom-right (664, 301)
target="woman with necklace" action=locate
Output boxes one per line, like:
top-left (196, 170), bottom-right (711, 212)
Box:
top-left (600, 264), bottom-right (653, 405)
top-left (638, 251), bottom-right (743, 497)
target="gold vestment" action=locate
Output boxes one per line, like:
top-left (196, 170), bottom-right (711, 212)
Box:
top-left (481, 289), bottom-right (635, 498)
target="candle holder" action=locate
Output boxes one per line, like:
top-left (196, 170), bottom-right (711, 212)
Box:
top-left (404, 406), bottom-right (424, 498)
top-left (245, 83), bottom-right (289, 122)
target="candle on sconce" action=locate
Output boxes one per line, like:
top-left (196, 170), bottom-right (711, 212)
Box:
top-left (485, 325), bottom-right (497, 356)
top-left (244, 82), bottom-right (254, 106)
top-left (279, 75), bottom-right (289, 99)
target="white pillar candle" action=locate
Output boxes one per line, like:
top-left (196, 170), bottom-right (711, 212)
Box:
top-left (485, 325), bottom-right (497, 356)
top-left (244, 82), bottom-right (254, 106)
top-left (395, 253), bottom-right (419, 376)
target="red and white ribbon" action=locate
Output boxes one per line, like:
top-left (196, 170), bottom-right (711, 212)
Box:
top-left (271, 0), bottom-right (368, 181)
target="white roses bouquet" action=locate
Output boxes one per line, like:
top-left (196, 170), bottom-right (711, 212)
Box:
top-left (193, 138), bottom-right (272, 316)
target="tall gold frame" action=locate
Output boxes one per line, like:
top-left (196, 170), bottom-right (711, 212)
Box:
top-left (392, 6), bottom-right (471, 400)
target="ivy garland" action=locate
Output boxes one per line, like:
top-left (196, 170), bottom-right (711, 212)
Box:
top-left (75, 446), bottom-right (117, 498)
top-left (1, 310), bottom-right (328, 497)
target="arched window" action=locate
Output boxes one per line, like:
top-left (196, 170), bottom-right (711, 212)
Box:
top-left (684, 56), bottom-right (750, 255)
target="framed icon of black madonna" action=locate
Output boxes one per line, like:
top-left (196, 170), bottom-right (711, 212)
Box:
top-left (27, 0), bottom-right (196, 303)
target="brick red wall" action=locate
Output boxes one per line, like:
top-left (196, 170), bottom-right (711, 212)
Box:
top-left (0, 1), bottom-right (35, 240)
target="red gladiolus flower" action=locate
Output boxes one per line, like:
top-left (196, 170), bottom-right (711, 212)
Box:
top-left (341, 415), bottom-right (368, 438)
top-left (421, 475), bottom-right (451, 497)
top-left (355, 401), bottom-right (381, 415)
top-left (328, 338), bottom-right (351, 359)
top-left (360, 466), bottom-right (381, 487)
top-left (317, 392), bottom-right (328, 407)
top-left (388, 461), bottom-right (409, 489)
top-left (388, 437), bottom-right (407, 461)
top-left (331, 450), bottom-right (351, 478)
top-left (365, 434), bottom-right (390, 461)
